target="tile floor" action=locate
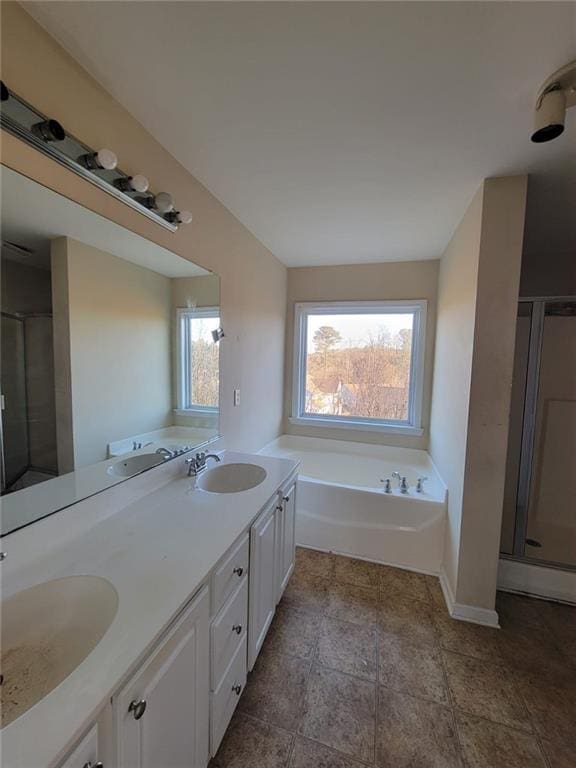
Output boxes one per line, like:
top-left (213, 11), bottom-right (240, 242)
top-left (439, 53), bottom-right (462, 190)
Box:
top-left (212, 547), bottom-right (576, 768)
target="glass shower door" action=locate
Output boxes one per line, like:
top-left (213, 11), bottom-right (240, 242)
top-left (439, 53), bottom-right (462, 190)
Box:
top-left (524, 301), bottom-right (576, 566)
top-left (1, 314), bottom-right (29, 490)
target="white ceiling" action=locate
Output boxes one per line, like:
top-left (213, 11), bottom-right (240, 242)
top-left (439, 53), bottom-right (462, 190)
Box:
top-left (25, 2), bottom-right (576, 267)
top-left (1, 166), bottom-right (210, 278)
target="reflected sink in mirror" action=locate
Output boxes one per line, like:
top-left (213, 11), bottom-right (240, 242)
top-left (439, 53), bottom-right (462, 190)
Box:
top-left (197, 463), bottom-right (267, 493)
top-left (107, 453), bottom-right (166, 478)
top-left (1, 576), bottom-right (119, 727)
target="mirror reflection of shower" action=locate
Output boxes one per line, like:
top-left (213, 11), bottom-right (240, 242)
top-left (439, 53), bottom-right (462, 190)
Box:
top-left (1, 239), bottom-right (58, 493)
top-left (501, 296), bottom-right (576, 570)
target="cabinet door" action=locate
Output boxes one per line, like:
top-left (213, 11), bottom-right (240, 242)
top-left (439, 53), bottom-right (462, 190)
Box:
top-left (279, 481), bottom-right (297, 598)
top-left (115, 586), bottom-right (210, 768)
top-left (58, 724), bottom-right (99, 768)
top-left (248, 498), bottom-right (277, 670)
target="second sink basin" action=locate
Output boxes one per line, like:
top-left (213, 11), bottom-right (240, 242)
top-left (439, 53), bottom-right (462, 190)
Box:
top-left (108, 452), bottom-right (165, 477)
top-left (198, 462), bottom-right (267, 493)
top-left (1, 576), bottom-right (119, 727)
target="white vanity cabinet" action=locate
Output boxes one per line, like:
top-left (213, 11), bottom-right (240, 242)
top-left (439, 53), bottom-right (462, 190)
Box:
top-left (248, 495), bottom-right (279, 670)
top-left (52, 469), bottom-right (298, 768)
top-left (209, 535), bottom-right (249, 755)
top-left (113, 585), bottom-right (210, 768)
top-left (275, 479), bottom-right (297, 601)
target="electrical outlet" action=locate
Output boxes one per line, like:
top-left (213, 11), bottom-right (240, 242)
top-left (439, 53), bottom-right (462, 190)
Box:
top-left (233, 388), bottom-right (241, 406)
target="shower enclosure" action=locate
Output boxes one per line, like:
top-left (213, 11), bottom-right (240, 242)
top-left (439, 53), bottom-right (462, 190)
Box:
top-left (0, 311), bottom-right (58, 493)
top-left (501, 296), bottom-right (576, 571)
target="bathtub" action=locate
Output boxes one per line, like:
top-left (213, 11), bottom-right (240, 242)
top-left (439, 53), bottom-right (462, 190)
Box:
top-left (260, 435), bottom-right (447, 574)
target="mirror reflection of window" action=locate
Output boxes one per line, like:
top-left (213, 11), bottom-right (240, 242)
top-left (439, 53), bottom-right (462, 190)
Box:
top-left (177, 308), bottom-right (220, 411)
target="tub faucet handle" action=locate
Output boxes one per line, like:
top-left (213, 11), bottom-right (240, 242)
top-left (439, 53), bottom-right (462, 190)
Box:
top-left (380, 478), bottom-right (392, 494)
top-left (416, 477), bottom-right (428, 493)
top-left (400, 476), bottom-right (409, 493)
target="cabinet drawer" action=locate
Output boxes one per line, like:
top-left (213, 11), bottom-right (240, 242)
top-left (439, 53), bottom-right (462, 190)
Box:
top-left (212, 534), bottom-right (249, 614)
top-left (210, 635), bottom-right (247, 756)
top-left (211, 576), bottom-right (248, 689)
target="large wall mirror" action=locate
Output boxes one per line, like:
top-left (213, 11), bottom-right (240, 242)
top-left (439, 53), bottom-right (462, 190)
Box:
top-left (0, 167), bottom-right (221, 535)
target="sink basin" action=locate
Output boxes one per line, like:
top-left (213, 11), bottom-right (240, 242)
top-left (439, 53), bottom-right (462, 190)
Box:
top-left (1, 576), bottom-right (119, 727)
top-left (198, 462), bottom-right (267, 493)
top-left (108, 452), bottom-right (165, 477)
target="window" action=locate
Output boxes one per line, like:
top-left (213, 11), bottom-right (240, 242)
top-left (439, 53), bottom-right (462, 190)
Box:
top-left (176, 307), bottom-right (220, 411)
top-left (291, 301), bottom-right (427, 434)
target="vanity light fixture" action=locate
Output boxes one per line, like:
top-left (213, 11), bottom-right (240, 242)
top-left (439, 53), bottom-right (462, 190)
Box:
top-left (0, 80), bottom-right (193, 232)
top-left (79, 148), bottom-right (118, 171)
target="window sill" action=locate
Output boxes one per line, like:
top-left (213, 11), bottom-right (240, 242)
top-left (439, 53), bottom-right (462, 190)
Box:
top-left (288, 416), bottom-right (424, 437)
top-left (174, 408), bottom-right (218, 416)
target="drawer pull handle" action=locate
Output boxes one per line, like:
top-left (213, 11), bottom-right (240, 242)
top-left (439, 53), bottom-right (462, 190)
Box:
top-left (282, 496), bottom-right (290, 502)
top-left (82, 763), bottom-right (104, 768)
top-left (129, 699), bottom-right (147, 720)
top-left (232, 683), bottom-right (242, 696)
top-left (232, 624), bottom-right (242, 635)
top-left (233, 567), bottom-right (243, 577)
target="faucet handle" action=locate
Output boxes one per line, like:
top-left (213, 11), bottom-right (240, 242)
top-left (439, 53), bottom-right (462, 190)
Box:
top-left (380, 478), bottom-right (392, 493)
top-left (416, 477), bottom-right (428, 493)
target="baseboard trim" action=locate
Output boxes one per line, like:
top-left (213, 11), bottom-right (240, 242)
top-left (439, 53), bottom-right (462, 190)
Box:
top-left (439, 567), bottom-right (500, 628)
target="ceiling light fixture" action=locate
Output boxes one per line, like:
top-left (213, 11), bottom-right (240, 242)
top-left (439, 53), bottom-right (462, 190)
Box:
top-left (531, 59), bottom-right (576, 143)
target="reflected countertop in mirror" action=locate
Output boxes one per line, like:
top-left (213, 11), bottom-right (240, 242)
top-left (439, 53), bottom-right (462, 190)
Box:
top-left (0, 166), bottom-right (221, 536)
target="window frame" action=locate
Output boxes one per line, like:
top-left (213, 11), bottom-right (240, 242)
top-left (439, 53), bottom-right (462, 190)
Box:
top-left (290, 300), bottom-right (427, 435)
top-left (176, 306), bottom-right (220, 414)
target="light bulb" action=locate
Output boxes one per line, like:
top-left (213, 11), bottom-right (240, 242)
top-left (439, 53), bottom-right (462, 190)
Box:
top-left (80, 148), bottom-right (118, 171)
top-left (95, 148), bottom-right (118, 170)
top-left (130, 174), bottom-right (149, 193)
top-left (177, 210), bottom-right (193, 225)
top-left (155, 192), bottom-right (174, 214)
top-left (114, 174), bottom-right (150, 193)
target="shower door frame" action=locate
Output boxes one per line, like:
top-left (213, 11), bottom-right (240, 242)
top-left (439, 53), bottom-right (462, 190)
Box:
top-left (507, 295), bottom-right (576, 572)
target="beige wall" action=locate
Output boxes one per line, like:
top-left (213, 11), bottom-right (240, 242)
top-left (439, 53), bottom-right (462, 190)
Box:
top-left (430, 176), bottom-right (527, 615)
top-left (52, 237), bottom-right (173, 467)
top-left (429, 188), bottom-right (482, 595)
top-left (284, 260), bottom-right (439, 448)
top-left (1, 2), bottom-right (286, 454)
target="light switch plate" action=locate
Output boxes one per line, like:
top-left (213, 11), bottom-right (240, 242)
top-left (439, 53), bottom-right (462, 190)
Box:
top-left (233, 389), bottom-right (241, 406)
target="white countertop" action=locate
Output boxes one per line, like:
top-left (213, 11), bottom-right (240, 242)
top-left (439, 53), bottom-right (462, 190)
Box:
top-left (1, 450), bottom-right (298, 768)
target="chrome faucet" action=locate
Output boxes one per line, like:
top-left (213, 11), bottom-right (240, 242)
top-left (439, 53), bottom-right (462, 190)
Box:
top-left (155, 447), bottom-right (174, 459)
top-left (391, 471), bottom-right (409, 494)
top-left (186, 451), bottom-right (221, 477)
top-left (133, 440), bottom-right (153, 450)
